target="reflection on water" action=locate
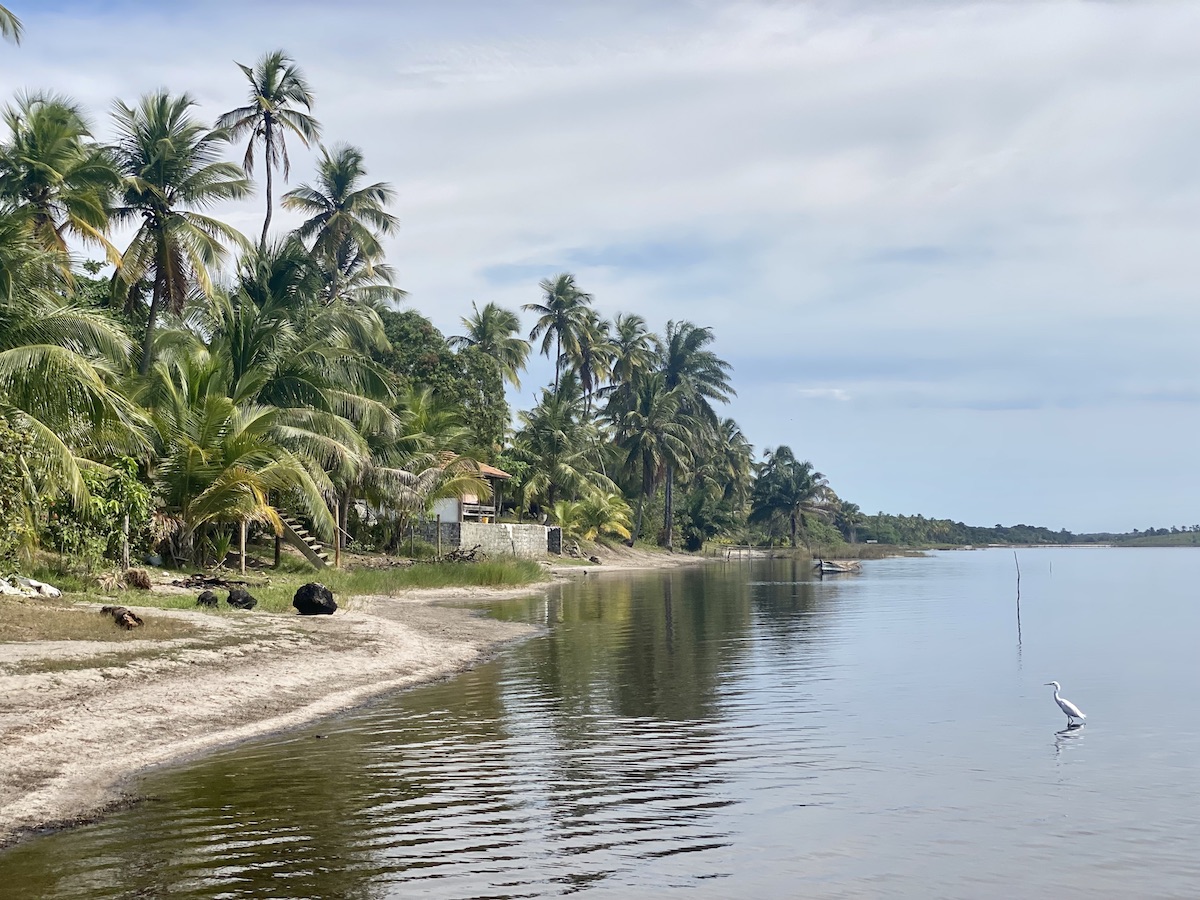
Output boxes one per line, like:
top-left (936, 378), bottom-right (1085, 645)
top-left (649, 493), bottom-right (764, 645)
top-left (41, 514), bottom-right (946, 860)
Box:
top-left (7, 550), bottom-right (1200, 898)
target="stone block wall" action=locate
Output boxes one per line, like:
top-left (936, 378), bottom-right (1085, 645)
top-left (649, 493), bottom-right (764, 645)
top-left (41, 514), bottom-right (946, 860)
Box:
top-left (416, 520), bottom-right (460, 553)
top-left (460, 522), bottom-right (551, 559)
top-left (416, 520), bottom-right (555, 559)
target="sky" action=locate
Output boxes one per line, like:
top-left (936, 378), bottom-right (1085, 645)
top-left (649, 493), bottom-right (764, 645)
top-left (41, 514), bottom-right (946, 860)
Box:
top-left (3, 0), bottom-right (1199, 533)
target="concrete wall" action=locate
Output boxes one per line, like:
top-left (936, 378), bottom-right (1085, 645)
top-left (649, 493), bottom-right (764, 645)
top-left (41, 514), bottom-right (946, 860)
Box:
top-left (416, 520), bottom-right (555, 559)
top-left (460, 522), bottom-right (550, 559)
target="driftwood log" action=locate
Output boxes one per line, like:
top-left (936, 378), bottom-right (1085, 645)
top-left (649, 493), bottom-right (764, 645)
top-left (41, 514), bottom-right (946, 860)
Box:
top-left (440, 544), bottom-right (486, 563)
top-left (100, 606), bottom-right (144, 630)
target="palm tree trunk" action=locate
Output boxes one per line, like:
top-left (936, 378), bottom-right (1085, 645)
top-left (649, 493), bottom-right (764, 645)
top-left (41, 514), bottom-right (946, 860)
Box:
top-left (631, 492), bottom-right (645, 546)
top-left (554, 331), bottom-right (561, 391)
top-left (139, 268), bottom-right (165, 375)
top-left (259, 119), bottom-right (273, 251)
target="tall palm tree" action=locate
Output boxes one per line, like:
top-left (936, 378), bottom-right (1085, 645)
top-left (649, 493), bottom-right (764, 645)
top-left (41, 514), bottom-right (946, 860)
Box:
top-left (0, 92), bottom-right (120, 259)
top-left (0, 5), bottom-right (21, 44)
top-left (610, 371), bottom-right (694, 545)
top-left (283, 143), bottom-right (397, 298)
top-left (217, 50), bottom-right (321, 250)
top-left (111, 91), bottom-right (250, 374)
top-left (449, 301), bottom-right (529, 388)
top-left (656, 320), bottom-right (734, 548)
top-left (566, 307), bottom-right (614, 416)
top-left (749, 446), bottom-right (832, 550)
top-left (609, 313), bottom-right (655, 388)
top-left (523, 272), bottom-right (592, 392)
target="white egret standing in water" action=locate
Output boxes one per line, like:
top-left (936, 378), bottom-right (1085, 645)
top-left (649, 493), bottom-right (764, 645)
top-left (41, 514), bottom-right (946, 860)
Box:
top-left (1044, 681), bottom-right (1086, 726)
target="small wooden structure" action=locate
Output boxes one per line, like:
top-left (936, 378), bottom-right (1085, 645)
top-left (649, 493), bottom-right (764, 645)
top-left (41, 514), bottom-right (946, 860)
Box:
top-left (432, 463), bottom-right (512, 524)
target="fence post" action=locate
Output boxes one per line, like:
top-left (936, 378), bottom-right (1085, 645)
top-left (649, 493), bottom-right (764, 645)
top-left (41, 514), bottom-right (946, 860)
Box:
top-left (436, 515), bottom-right (442, 557)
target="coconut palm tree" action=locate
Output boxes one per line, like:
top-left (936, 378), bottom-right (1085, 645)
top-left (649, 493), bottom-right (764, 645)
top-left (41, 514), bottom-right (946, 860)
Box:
top-left (140, 347), bottom-right (336, 563)
top-left (609, 371), bottom-right (694, 545)
top-left (283, 143), bottom-right (397, 299)
top-left (553, 491), bottom-right (632, 543)
top-left (0, 211), bottom-right (145, 505)
top-left (0, 5), bottom-right (21, 44)
top-left (448, 301), bottom-right (529, 388)
top-left (609, 313), bottom-right (655, 389)
top-left (523, 272), bottom-right (592, 392)
top-left (110, 90), bottom-right (250, 374)
top-left (217, 50), bottom-right (321, 250)
top-left (836, 500), bottom-right (865, 544)
top-left (512, 374), bottom-right (607, 513)
top-left (0, 92), bottom-right (120, 258)
top-left (656, 320), bottom-right (734, 548)
top-left (565, 307), bottom-right (614, 416)
top-left (749, 446), bottom-right (832, 550)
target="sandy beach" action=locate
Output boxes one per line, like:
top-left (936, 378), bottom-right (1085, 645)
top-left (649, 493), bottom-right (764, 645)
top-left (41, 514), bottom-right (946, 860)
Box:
top-left (0, 546), bottom-right (708, 848)
top-left (0, 586), bottom-right (545, 847)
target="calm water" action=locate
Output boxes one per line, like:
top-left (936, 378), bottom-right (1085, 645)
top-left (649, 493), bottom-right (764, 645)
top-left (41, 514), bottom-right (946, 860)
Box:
top-left (5, 549), bottom-right (1200, 898)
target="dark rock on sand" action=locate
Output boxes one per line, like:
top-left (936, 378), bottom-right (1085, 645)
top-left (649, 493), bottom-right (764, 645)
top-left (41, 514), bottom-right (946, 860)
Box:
top-left (226, 587), bottom-right (257, 610)
top-left (293, 582), bottom-right (337, 616)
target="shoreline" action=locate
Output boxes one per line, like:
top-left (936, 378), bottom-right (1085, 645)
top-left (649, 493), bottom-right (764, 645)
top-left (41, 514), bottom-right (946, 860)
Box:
top-left (0, 548), bottom-right (708, 849)
top-left (0, 584), bottom-right (551, 849)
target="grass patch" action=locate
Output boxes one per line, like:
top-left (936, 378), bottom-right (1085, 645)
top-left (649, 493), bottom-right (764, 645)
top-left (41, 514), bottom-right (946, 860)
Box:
top-left (0, 596), bottom-right (201, 644)
top-left (27, 556), bottom-right (549, 618)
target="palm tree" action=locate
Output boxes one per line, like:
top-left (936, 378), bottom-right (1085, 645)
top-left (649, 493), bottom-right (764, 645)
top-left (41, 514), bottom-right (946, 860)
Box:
top-left (609, 371), bottom-right (694, 545)
top-left (283, 143), bottom-right (397, 298)
top-left (694, 417), bottom-right (754, 507)
top-left (523, 272), bottom-right (592, 392)
top-left (0, 211), bottom-right (146, 505)
top-left (566, 307), bottom-right (614, 416)
top-left (512, 374), bottom-right (607, 513)
top-left (0, 5), bottom-right (21, 44)
top-left (217, 50), bottom-right (321, 250)
top-left (749, 446), bottom-right (832, 550)
top-left (609, 313), bottom-right (656, 389)
top-left (0, 92), bottom-right (120, 258)
top-left (448, 301), bottom-right (529, 388)
top-left (836, 500), bottom-right (865, 544)
top-left (140, 347), bottom-right (336, 564)
top-left (553, 491), bottom-right (632, 543)
top-left (656, 320), bottom-right (734, 548)
top-left (110, 91), bottom-right (250, 374)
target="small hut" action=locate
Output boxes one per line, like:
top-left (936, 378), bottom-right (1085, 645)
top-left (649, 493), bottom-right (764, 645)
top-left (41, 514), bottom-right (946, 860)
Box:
top-left (431, 463), bottom-right (512, 524)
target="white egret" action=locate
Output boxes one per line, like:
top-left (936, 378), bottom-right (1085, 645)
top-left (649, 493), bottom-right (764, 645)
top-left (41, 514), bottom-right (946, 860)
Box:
top-left (1044, 681), bottom-right (1086, 725)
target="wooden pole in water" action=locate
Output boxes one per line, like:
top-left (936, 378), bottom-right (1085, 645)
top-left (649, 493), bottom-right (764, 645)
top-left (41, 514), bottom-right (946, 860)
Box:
top-left (1013, 550), bottom-right (1022, 643)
